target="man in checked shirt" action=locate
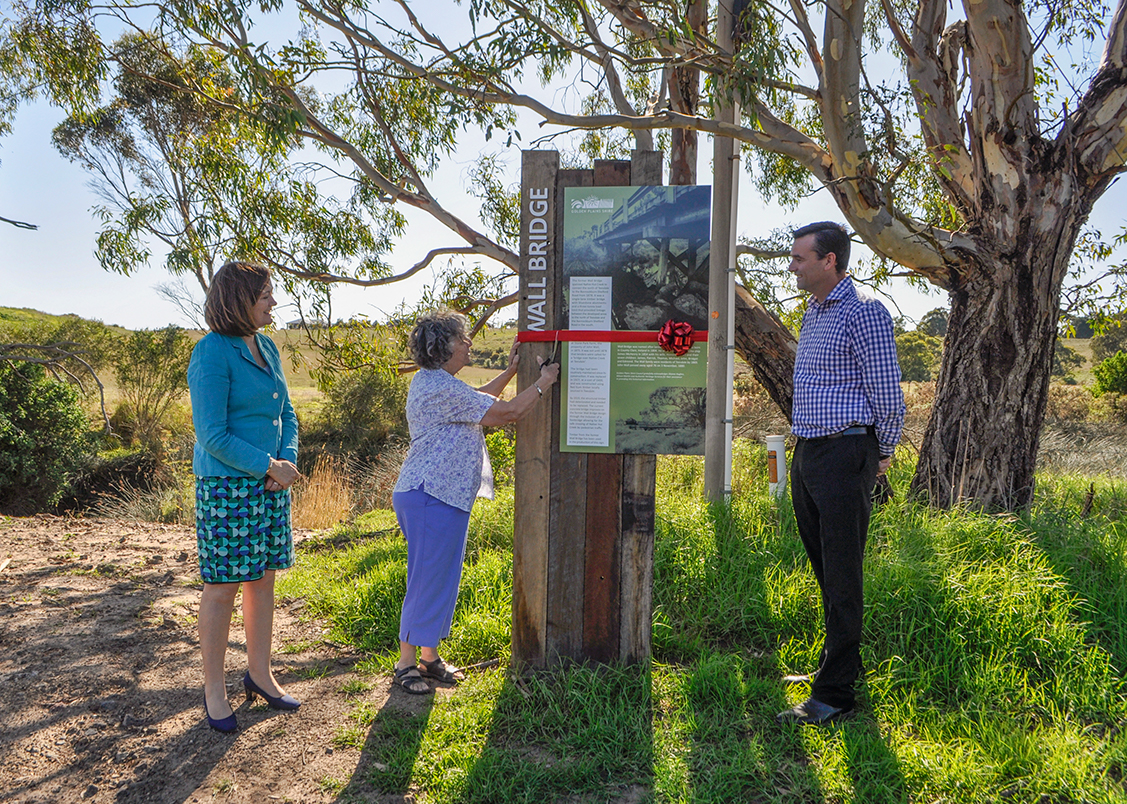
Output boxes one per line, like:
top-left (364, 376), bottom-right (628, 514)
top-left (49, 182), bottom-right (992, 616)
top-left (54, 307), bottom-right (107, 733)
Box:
top-left (776, 221), bottom-right (906, 726)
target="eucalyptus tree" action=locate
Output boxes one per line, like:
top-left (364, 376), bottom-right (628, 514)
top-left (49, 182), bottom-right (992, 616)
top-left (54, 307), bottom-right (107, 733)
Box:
top-left (47, 32), bottom-right (408, 322)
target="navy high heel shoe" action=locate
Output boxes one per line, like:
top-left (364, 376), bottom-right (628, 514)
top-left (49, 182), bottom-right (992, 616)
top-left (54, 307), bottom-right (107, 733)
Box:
top-left (243, 672), bottom-right (301, 710)
top-left (204, 697), bottom-right (238, 733)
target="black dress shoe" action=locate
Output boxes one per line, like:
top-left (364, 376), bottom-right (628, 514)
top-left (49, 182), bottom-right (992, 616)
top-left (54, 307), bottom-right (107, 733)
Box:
top-left (776, 697), bottom-right (853, 725)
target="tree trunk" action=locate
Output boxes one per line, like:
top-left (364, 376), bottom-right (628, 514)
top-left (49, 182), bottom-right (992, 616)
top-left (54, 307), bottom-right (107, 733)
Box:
top-left (667, 0), bottom-right (706, 186)
top-left (910, 201), bottom-right (1089, 509)
top-left (732, 284), bottom-right (796, 421)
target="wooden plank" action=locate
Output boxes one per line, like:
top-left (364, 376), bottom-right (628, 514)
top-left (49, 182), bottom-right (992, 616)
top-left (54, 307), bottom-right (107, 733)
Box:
top-left (548, 451), bottom-right (587, 661)
top-left (631, 150), bottom-right (663, 185)
top-left (513, 150), bottom-right (559, 668)
top-left (584, 453), bottom-right (622, 661)
top-left (619, 151), bottom-right (662, 663)
top-left (545, 167), bottom-right (593, 664)
top-left (619, 454), bottom-right (656, 663)
top-left (594, 159), bottom-right (631, 186)
top-left (579, 160), bottom-right (630, 662)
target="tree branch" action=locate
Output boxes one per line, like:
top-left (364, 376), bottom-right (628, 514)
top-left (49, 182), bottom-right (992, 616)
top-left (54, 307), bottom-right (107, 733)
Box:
top-left (577, 0), bottom-right (654, 151)
top-left (737, 243), bottom-right (789, 260)
top-left (1068, 0), bottom-right (1127, 180)
top-left (267, 246), bottom-right (487, 287)
top-left (0, 213), bottom-right (38, 229)
top-left (890, 0), bottom-right (975, 210)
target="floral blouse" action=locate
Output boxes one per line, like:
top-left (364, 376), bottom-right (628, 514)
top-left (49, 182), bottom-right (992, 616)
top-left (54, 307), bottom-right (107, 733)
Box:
top-left (393, 368), bottom-right (497, 512)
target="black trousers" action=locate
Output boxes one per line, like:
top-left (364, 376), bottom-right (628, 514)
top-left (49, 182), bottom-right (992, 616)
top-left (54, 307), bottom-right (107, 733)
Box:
top-left (790, 432), bottom-right (880, 710)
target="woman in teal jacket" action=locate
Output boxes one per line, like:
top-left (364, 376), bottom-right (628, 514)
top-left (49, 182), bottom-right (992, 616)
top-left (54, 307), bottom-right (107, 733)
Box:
top-left (188, 261), bottom-right (301, 733)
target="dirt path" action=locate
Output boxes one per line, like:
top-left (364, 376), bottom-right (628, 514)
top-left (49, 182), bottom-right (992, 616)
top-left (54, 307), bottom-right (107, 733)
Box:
top-left (0, 515), bottom-right (425, 804)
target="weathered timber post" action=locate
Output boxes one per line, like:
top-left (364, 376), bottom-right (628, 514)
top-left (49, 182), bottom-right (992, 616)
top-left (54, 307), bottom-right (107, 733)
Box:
top-left (513, 150), bottom-right (662, 668)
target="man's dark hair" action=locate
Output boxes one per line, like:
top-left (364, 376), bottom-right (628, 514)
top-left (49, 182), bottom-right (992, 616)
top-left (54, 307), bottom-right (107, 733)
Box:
top-left (793, 221), bottom-right (851, 275)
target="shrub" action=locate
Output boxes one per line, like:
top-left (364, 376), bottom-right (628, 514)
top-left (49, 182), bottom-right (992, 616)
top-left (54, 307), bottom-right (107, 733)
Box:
top-left (1052, 339), bottom-right (1084, 384)
top-left (0, 315), bottom-right (119, 372)
top-left (1093, 350), bottom-right (1127, 396)
top-left (896, 330), bottom-right (943, 382)
top-left (486, 427), bottom-right (516, 485)
top-left (57, 447), bottom-right (167, 513)
top-left (1045, 383), bottom-right (1092, 422)
top-left (298, 321), bottom-right (410, 467)
top-left (917, 306), bottom-right (948, 337)
top-left (112, 326), bottom-right (193, 449)
top-left (0, 362), bottom-right (91, 513)
top-left (1091, 317), bottom-right (1127, 361)
top-left (303, 366), bottom-right (409, 466)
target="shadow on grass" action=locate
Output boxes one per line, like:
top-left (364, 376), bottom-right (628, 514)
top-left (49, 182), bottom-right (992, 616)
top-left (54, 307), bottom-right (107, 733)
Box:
top-left (670, 499), bottom-right (908, 802)
top-left (454, 667), bottom-right (655, 803)
top-left (336, 686), bottom-right (434, 801)
top-left (334, 664), bottom-right (653, 803)
top-left (838, 714), bottom-right (908, 804)
top-left (1025, 509), bottom-right (1127, 675)
top-left (687, 654), bottom-right (816, 803)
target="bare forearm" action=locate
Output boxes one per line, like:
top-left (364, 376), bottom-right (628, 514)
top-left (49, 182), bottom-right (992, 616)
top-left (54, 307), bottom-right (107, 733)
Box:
top-left (480, 363), bottom-right (560, 427)
top-left (478, 363), bottom-right (518, 398)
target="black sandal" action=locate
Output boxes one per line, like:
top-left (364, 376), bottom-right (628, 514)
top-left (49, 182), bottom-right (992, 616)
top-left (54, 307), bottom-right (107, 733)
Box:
top-left (418, 657), bottom-right (465, 684)
top-left (393, 665), bottom-right (432, 695)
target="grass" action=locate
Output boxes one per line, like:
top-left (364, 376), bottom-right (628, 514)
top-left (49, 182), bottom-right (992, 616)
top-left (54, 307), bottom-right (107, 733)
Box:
top-left (276, 447), bottom-right (1127, 803)
top-left (291, 454), bottom-right (354, 529)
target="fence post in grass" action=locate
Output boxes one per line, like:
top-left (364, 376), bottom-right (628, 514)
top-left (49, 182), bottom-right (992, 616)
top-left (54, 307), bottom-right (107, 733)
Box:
top-left (513, 151), bottom-right (663, 668)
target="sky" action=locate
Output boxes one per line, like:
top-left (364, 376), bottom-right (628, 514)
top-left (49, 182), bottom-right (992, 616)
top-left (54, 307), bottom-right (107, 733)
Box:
top-left (1, 6), bottom-right (1123, 332)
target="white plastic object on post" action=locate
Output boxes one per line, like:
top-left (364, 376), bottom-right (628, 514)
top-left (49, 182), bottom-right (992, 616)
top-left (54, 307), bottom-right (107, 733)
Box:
top-left (765, 435), bottom-right (788, 499)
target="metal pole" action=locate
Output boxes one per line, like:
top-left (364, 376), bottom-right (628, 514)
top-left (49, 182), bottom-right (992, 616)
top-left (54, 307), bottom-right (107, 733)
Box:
top-left (704, 0), bottom-right (740, 500)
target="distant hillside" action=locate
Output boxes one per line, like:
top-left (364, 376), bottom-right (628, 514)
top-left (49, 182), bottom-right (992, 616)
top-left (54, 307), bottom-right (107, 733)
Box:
top-left (0, 307), bottom-right (130, 334)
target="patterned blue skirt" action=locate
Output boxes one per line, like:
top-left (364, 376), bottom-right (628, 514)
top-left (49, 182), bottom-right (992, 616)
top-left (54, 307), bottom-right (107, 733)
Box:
top-left (195, 476), bottom-right (293, 584)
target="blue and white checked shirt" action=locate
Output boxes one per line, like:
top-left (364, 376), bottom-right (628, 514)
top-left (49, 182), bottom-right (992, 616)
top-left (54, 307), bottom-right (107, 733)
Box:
top-left (791, 276), bottom-right (906, 456)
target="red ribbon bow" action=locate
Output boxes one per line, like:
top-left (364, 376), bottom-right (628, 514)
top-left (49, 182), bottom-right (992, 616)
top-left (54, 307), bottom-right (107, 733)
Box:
top-left (657, 320), bottom-right (695, 356)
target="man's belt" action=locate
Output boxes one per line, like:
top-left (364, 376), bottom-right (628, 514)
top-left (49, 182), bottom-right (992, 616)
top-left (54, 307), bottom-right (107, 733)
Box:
top-left (799, 425), bottom-right (873, 442)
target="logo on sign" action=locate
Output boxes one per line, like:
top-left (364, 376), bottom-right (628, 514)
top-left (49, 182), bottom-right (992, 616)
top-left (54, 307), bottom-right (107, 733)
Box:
top-left (570, 195), bottom-right (615, 211)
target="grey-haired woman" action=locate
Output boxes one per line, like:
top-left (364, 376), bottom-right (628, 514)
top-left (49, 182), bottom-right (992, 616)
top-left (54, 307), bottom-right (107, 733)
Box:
top-left (391, 311), bottom-right (558, 694)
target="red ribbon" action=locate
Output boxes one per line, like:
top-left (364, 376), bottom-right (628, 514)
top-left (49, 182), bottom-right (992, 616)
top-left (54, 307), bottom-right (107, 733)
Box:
top-left (516, 322), bottom-right (705, 354)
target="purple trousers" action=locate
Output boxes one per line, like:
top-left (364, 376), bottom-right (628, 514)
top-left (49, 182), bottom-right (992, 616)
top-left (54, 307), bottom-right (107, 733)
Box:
top-left (392, 487), bottom-right (472, 648)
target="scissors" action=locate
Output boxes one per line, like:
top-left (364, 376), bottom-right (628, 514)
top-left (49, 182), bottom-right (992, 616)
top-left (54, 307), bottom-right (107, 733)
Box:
top-left (541, 330), bottom-right (561, 367)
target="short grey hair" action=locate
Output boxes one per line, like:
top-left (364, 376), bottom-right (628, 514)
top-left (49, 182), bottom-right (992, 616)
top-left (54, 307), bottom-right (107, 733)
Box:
top-left (408, 310), bottom-right (468, 369)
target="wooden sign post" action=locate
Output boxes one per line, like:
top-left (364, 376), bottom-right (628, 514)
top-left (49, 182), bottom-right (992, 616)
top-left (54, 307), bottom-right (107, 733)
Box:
top-left (513, 150), bottom-right (662, 668)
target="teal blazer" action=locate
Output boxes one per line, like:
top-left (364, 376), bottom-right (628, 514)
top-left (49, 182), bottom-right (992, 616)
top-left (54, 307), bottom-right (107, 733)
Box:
top-left (188, 332), bottom-right (298, 478)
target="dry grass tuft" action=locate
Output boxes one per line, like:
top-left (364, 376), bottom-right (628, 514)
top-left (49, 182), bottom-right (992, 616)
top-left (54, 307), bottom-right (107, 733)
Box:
top-left (292, 455), bottom-right (354, 530)
top-left (732, 373), bottom-right (790, 441)
top-left (353, 439), bottom-right (409, 512)
top-left (1038, 422), bottom-right (1127, 477)
top-left (89, 478), bottom-right (194, 525)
